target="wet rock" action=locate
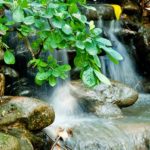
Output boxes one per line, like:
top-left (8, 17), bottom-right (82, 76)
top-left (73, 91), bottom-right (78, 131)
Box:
top-left (0, 96), bottom-right (55, 130)
top-left (122, 0), bottom-right (140, 14)
top-left (0, 97), bottom-right (55, 149)
top-left (87, 0), bottom-right (124, 5)
top-left (0, 66), bottom-right (19, 78)
top-left (70, 80), bottom-right (138, 112)
top-left (17, 137), bottom-right (34, 150)
top-left (133, 26), bottom-right (150, 75)
top-left (95, 103), bottom-right (123, 118)
top-left (0, 132), bottom-right (20, 150)
top-left (83, 4), bottom-right (115, 20)
top-left (6, 78), bottom-right (34, 97)
top-left (3, 126), bottom-right (45, 150)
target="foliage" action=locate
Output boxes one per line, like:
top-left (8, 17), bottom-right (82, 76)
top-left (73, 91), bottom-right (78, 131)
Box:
top-left (0, 0), bottom-right (123, 87)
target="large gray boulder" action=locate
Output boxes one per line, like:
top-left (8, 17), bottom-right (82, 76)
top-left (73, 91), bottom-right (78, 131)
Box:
top-left (70, 80), bottom-right (138, 114)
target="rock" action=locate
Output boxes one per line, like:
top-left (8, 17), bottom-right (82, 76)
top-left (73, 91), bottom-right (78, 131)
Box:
top-left (0, 66), bottom-right (19, 78)
top-left (0, 96), bottom-right (55, 130)
top-left (133, 25), bottom-right (150, 75)
top-left (87, 0), bottom-right (124, 5)
top-left (17, 137), bottom-right (33, 150)
top-left (122, 0), bottom-right (140, 14)
top-left (6, 78), bottom-right (35, 97)
top-left (0, 132), bottom-right (20, 150)
top-left (70, 80), bottom-right (138, 112)
top-left (82, 4), bottom-right (115, 20)
top-left (2, 125), bottom-right (44, 150)
top-left (95, 103), bottom-right (123, 118)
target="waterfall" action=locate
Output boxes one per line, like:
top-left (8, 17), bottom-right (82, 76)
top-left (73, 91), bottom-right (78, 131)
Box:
top-left (99, 20), bottom-right (143, 91)
top-left (48, 50), bottom-right (82, 125)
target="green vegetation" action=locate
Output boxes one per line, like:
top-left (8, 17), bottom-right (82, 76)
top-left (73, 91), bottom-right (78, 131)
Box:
top-left (0, 0), bottom-right (123, 87)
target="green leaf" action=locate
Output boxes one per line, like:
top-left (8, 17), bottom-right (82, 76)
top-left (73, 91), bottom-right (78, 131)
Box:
top-left (96, 38), bottom-right (112, 46)
top-left (60, 73), bottom-right (68, 80)
top-left (35, 78), bottom-right (44, 86)
top-left (72, 13), bottom-right (87, 23)
top-left (4, 50), bottom-right (15, 65)
top-left (52, 69), bottom-right (60, 77)
top-left (93, 28), bottom-right (102, 36)
top-left (49, 76), bottom-right (57, 87)
top-left (0, 23), bottom-right (8, 35)
top-left (82, 67), bottom-right (96, 87)
top-left (44, 36), bottom-right (56, 50)
top-left (13, 6), bottom-right (24, 22)
top-left (36, 71), bottom-right (51, 81)
top-left (75, 41), bottom-right (85, 50)
top-left (23, 16), bottom-right (35, 25)
top-left (69, 3), bottom-right (78, 14)
top-left (74, 54), bottom-right (88, 68)
top-left (18, 25), bottom-right (32, 36)
top-left (18, 0), bottom-right (28, 8)
top-left (42, 7), bottom-right (54, 18)
top-left (51, 17), bottom-right (64, 28)
top-left (94, 70), bottom-right (111, 85)
top-left (38, 60), bottom-right (48, 67)
top-left (93, 55), bottom-right (101, 68)
top-left (99, 45), bottom-right (123, 61)
top-left (62, 24), bottom-right (72, 35)
top-left (107, 54), bottom-right (119, 64)
top-left (58, 64), bottom-right (71, 72)
top-left (85, 40), bottom-right (98, 55)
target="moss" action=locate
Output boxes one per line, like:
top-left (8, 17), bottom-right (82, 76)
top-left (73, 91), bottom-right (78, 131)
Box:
top-left (0, 132), bottom-right (20, 150)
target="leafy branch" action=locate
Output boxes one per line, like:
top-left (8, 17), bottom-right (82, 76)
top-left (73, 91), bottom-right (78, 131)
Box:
top-left (0, 0), bottom-right (123, 87)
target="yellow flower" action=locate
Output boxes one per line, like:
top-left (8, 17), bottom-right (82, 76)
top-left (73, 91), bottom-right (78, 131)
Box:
top-left (111, 5), bottom-right (122, 20)
top-left (89, 20), bottom-right (95, 30)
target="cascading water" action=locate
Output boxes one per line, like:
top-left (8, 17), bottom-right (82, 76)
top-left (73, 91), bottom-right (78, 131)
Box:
top-left (99, 20), bottom-right (143, 91)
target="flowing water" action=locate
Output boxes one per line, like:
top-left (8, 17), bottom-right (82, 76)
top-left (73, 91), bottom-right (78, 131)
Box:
top-left (99, 20), bottom-right (143, 91)
top-left (44, 21), bottom-right (150, 150)
top-left (45, 93), bottom-right (150, 150)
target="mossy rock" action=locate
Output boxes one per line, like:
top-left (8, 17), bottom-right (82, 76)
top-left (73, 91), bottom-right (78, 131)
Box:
top-left (0, 96), bottom-right (55, 130)
top-left (0, 132), bottom-right (20, 150)
top-left (5, 126), bottom-right (45, 149)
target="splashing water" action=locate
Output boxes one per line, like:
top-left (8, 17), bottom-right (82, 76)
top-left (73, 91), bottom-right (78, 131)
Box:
top-left (48, 50), bottom-right (82, 125)
top-left (50, 83), bottom-right (82, 124)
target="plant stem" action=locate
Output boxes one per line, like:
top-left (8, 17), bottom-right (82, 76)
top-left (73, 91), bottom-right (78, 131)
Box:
top-left (24, 37), bottom-right (35, 59)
